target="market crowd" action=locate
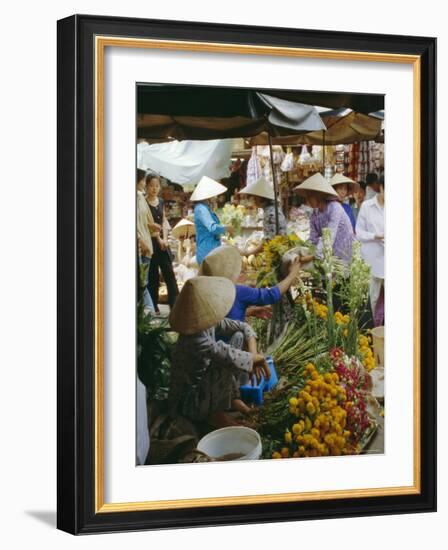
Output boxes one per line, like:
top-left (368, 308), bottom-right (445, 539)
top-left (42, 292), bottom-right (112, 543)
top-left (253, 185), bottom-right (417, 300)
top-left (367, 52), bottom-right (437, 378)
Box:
top-left (136, 165), bottom-right (385, 446)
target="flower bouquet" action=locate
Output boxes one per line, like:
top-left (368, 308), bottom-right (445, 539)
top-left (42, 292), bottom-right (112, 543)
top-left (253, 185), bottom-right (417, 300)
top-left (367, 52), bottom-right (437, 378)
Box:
top-left (258, 349), bottom-right (377, 459)
top-left (217, 203), bottom-right (246, 236)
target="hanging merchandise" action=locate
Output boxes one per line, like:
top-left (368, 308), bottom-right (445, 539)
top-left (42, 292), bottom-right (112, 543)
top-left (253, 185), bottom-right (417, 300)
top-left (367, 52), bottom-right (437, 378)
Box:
top-left (335, 144), bottom-right (345, 174)
top-left (258, 145), bottom-right (284, 191)
top-left (310, 145), bottom-right (323, 163)
top-left (324, 146), bottom-right (336, 168)
top-left (297, 145), bottom-right (323, 178)
top-left (369, 141), bottom-right (384, 175)
top-left (324, 164), bottom-right (334, 181)
top-left (285, 149), bottom-right (302, 184)
top-left (281, 148), bottom-right (294, 172)
top-left (299, 144), bottom-right (311, 164)
top-left (246, 146), bottom-right (262, 186)
top-left (347, 142), bottom-right (360, 180)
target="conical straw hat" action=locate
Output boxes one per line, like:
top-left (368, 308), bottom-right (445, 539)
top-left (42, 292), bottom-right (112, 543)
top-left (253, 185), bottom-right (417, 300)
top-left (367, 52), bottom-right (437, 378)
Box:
top-left (294, 172), bottom-right (338, 198)
top-left (172, 218), bottom-right (195, 240)
top-left (238, 176), bottom-right (275, 200)
top-left (189, 175), bottom-right (227, 202)
top-left (198, 245), bottom-right (242, 282)
top-left (169, 276), bottom-right (236, 335)
top-left (330, 173), bottom-right (359, 193)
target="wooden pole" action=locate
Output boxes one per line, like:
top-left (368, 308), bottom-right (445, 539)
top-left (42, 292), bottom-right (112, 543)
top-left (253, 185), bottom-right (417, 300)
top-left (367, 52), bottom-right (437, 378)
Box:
top-left (322, 129), bottom-right (326, 175)
top-left (267, 133), bottom-right (280, 234)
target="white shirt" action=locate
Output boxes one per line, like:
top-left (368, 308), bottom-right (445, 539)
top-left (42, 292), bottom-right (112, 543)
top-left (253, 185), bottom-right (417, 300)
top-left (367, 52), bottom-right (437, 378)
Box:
top-left (355, 195), bottom-right (384, 278)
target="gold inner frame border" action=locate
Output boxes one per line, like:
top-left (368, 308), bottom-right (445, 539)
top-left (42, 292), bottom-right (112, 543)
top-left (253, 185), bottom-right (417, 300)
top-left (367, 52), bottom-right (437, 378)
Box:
top-left (94, 36), bottom-right (421, 513)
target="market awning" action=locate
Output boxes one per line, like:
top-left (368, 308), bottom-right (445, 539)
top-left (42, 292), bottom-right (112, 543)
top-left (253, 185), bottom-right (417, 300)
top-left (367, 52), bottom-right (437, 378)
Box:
top-left (137, 84), bottom-right (384, 118)
top-left (248, 111), bottom-right (382, 146)
top-left (137, 139), bottom-right (234, 186)
top-left (137, 87), bottom-right (326, 141)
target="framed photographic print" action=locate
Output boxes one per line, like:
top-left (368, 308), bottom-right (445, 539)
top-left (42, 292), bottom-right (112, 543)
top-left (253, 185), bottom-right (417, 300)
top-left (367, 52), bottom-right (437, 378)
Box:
top-left (57, 14), bottom-right (436, 534)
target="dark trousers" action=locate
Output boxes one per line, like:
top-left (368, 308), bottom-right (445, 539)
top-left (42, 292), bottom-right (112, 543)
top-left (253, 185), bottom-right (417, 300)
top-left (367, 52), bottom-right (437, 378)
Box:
top-left (148, 249), bottom-right (179, 309)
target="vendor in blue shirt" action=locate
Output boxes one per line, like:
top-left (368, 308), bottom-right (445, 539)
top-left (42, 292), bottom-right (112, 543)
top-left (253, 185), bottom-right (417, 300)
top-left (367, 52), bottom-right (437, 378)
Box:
top-left (189, 175), bottom-right (233, 264)
top-left (330, 173), bottom-right (358, 231)
top-left (199, 245), bottom-right (303, 323)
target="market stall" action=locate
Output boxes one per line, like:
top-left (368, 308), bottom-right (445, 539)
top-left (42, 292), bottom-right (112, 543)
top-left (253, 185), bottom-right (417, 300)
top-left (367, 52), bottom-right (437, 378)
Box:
top-left (136, 84), bottom-right (385, 465)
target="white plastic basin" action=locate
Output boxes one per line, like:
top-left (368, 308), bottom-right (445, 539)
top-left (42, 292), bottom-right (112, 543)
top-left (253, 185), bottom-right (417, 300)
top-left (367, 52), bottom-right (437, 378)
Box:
top-left (197, 426), bottom-right (262, 461)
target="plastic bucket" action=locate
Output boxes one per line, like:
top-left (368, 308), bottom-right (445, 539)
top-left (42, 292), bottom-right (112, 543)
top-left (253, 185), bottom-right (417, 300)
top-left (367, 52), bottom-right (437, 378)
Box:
top-left (197, 426), bottom-right (262, 461)
top-left (371, 326), bottom-right (385, 367)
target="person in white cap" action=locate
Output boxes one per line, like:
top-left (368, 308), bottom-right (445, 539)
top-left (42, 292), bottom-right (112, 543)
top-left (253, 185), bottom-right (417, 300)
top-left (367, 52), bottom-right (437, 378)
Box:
top-left (238, 176), bottom-right (287, 256)
top-left (330, 173), bottom-right (358, 230)
top-left (295, 172), bottom-right (355, 264)
top-left (190, 175), bottom-right (233, 264)
top-left (168, 276), bottom-right (270, 428)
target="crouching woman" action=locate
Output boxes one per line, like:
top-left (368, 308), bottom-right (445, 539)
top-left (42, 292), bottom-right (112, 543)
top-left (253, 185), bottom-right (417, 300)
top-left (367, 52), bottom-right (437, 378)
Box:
top-left (168, 276), bottom-right (270, 428)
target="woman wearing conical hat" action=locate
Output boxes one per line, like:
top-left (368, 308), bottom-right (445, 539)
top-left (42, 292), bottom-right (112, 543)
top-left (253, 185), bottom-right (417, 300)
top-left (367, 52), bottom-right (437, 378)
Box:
top-left (294, 172), bottom-right (355, 264)
top-left (172, 218), bottom-right (197, 266)
top-left (199, 245), bottom-right (303, 323)
top-left (190, 176), bottom-right (233, 265)
top-left (238, 176), bottom-right (287, 256)
top-left (330, 172), bottom-right (359, 231)
top-left (168, 276), bottom-right (270, 428)
top-left (238, 177), bottom-right (307, 339)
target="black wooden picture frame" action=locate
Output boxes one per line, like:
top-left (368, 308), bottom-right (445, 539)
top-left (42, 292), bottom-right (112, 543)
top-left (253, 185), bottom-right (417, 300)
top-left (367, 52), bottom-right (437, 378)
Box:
top-left (57, 14), bottom-right (436, 535)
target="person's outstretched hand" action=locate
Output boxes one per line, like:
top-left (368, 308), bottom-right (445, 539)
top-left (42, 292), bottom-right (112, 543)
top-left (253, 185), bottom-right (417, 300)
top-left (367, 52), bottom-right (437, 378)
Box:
top-left (250, 354), bottom-right (271, 384)
top-left (288, 256), bottom-right (302, 276)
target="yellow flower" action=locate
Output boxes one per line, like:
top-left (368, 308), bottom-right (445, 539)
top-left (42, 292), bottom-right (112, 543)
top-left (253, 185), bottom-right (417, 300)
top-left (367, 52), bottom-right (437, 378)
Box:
top-left (272, 452), bottom-right (282, 459)
top-left (284, 431), bottom-right (292, 444)
top-left (301, 391), bottom-right (312, 402)
top-left (281, 447), bottom-right (290, 458)
top-left (292, 423), bottom-right (303, 435)
top-left (306, 402), bottom-right (316, 415)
